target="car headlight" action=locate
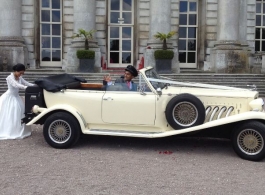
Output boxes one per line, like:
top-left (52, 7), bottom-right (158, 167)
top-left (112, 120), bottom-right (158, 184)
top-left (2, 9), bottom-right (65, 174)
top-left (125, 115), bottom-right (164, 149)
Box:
top-left (249, 98), bottom-right (264, 111)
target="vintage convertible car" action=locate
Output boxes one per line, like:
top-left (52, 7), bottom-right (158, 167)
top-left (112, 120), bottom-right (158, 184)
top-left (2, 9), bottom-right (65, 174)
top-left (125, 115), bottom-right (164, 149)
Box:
top-left (23, 66), bottom-right (265, 161)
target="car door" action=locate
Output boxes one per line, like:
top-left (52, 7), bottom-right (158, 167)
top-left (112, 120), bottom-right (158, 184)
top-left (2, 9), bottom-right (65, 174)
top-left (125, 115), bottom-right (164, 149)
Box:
top-left (102, 78), bottom-right (156, 125)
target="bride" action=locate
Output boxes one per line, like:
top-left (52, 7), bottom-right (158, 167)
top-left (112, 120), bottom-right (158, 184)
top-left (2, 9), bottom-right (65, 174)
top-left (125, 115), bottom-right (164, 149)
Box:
top-left (0, 64), bottom-right (35, 139)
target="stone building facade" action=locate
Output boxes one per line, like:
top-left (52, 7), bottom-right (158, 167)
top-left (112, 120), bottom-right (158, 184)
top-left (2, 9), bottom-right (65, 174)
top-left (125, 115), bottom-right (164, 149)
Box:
top-left (0, 0), bottom-right (264, 73)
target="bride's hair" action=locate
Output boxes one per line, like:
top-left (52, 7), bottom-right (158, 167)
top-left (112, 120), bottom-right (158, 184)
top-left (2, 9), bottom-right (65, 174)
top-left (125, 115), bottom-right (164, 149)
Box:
top-left (13, 64), bottom-right (26, 72)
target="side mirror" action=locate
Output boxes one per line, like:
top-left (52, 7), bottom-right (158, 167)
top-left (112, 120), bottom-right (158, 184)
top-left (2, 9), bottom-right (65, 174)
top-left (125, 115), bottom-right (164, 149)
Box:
top-left (156, 88), bottom-right (162, 95)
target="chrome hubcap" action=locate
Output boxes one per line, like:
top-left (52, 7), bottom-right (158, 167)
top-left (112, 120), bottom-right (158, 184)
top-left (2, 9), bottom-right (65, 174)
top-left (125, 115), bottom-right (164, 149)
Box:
top-left (173, 102), bottom-right (198, 126)
top-left (48, 120), bottom-right (72, 144)
top-left (238, 129), bottom-right (264, 155)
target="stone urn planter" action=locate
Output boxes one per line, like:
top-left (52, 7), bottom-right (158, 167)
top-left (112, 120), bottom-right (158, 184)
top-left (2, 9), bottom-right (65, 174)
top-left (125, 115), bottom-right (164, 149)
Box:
top-left (155, 59), bottom-right (172, 74)
top-left (154, 50), bottom-right (174, 74)
top-left (153, 31), bottom-right (176, 74)
top-left (76, 50), bottom-right (95, 72)
top-left (79, 59), bottom-right (95, 72)
top-left (72, 28), bottom-right (96, 72)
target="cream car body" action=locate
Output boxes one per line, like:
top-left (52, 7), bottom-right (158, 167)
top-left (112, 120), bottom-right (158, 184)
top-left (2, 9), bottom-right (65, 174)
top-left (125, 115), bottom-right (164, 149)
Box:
top-left (25, 66), bottom-right (265, 161)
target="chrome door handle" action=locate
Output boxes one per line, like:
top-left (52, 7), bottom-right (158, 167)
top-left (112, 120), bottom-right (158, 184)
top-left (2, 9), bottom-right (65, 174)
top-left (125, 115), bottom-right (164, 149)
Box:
top-left (103, 97), bottom-right (113, 101)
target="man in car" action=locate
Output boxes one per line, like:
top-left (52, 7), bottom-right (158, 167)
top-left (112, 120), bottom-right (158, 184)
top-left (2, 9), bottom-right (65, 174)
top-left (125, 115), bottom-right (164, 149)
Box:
top-left (103, 65), bottom-right (138, 91)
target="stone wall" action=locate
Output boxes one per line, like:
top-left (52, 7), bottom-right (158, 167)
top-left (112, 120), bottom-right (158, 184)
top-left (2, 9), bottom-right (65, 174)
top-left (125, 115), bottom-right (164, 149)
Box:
top-left (0, 0), bottom-right (260, 73)
top-left (138, 0), bottom-right (150, 62)
top-left (63, 0), bottom-right (74, 67)
top-left (22, 0), bottom-right (35, 67)
top-left (95, 0), bottom-right (107, 63)
top-left (170, 0), bottom-right (178, 48)
top-left (204, 0), bottom-right (218, 70)
top-left (246, 0), bottom-right (256, 53)
top-left (20, 0), bottom-right (76, 68)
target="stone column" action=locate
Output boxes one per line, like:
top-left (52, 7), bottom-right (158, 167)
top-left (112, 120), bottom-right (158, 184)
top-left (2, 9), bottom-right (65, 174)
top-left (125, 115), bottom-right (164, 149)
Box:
top-left (73, 0), bottom-right (96, 32)
top-left (148, 0), bottom-right (171, 41)
top-left (210, 0), bottom-right (249, 73)
top-left (217, 0), bottom-right (240, 41)
top-left (239, 0), bottom-right (248, 45)
top-left (0, 0), bottom-right (28, 70)
top-left (144, 0), bottom-right (179, 73)
top-left (66, 0), bottom-right (100, 72)
top-left (239, 0), bottom-right (253, 72)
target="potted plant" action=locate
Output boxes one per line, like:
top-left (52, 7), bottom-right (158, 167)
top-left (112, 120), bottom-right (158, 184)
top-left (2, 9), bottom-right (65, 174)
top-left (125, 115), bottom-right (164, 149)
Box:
top-left (153, 31), bottom-right (176, 73)
top-left (72, 28), bottom-right (96, 72)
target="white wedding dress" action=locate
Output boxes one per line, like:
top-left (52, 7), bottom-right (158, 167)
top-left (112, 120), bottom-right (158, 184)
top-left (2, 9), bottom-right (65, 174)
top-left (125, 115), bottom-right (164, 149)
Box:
top-left (0, 73), bottom-right (34, 140)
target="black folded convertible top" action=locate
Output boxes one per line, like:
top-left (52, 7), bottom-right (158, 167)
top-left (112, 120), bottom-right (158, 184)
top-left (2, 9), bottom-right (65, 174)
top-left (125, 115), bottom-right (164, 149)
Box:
top-left (35, 73), bottom-right (86, 92)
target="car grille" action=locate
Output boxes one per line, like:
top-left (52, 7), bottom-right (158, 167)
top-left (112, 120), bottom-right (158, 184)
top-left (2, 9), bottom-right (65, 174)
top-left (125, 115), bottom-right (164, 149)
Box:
top-left (205, 106), bottom-right (234, 122)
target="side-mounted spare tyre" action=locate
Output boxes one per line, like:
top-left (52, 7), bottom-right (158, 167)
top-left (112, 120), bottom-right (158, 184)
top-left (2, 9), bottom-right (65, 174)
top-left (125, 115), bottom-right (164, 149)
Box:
top-left (165, 93), bottom-right (205, 130)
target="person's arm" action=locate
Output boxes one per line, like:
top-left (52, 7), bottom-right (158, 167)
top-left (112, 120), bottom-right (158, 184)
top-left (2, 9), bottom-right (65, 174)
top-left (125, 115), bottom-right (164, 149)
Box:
top-left (6, 76), bottom-right (28, 89)
top-left (20, 77), bottom-right (35, 86)
top-left (103, 75), bottom-right (113, 85)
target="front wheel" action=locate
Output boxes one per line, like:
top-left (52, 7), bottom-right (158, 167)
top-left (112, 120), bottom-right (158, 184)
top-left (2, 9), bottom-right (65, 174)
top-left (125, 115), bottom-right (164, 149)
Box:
top-left (43, 112), bottom-right (81, 149)
top-left (232, 121), bottom-right (265, 161)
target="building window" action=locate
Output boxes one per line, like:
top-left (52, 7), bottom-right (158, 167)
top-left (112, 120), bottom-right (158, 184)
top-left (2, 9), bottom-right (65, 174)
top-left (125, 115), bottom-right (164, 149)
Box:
top-left (40, 0), bottom-right (62, 66)
top-left (255, 1), bottom-right (265, 52)
top-left (178, 0), bottom-right (198, 68)
top-left (108, 0), bottom-right (134, 68)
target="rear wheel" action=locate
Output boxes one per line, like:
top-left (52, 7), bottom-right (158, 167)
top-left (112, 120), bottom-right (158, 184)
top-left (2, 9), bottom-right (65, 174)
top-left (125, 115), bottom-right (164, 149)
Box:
top-left (232, 121), bottom-right (265, 161)
top-left (43, 112), bottom-right (81, 149)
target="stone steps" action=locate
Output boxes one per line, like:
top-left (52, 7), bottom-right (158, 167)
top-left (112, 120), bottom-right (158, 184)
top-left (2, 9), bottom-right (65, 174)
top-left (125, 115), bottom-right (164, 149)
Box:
top-left (0, 72), bottom-right (265, 96)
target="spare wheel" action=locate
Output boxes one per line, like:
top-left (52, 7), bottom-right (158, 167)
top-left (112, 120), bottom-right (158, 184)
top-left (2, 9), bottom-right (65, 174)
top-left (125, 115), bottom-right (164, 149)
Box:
top-left (165, 93), bottom-right (205, 130)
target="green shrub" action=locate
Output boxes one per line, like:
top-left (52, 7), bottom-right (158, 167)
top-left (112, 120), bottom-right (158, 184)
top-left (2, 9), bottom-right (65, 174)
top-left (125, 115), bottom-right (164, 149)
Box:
top-left (154, 50), bottom-right (174, 59)
top-left (76, 50), bottom-right (95, 59)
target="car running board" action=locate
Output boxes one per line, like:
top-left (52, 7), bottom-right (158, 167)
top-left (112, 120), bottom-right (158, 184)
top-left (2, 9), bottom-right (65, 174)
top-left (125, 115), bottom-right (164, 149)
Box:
top-left (86, 129), bottom-right (164, 138)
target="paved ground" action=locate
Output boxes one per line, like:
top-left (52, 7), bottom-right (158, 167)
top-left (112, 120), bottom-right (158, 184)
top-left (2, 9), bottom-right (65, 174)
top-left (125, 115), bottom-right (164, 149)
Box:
top-left (0, 124), bottom-right (265, 195)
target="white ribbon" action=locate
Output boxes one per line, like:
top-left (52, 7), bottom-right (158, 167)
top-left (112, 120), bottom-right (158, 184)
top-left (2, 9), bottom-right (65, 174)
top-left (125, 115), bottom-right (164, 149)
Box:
top-left (147, 78), bottom-right (251, 91)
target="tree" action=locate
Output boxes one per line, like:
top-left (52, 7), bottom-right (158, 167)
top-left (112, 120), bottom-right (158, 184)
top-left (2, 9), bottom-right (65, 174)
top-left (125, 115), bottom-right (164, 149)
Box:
top-left (72, 29), bottom-right (96, 50)
top-left (153, 31), bottom-right (176, 50)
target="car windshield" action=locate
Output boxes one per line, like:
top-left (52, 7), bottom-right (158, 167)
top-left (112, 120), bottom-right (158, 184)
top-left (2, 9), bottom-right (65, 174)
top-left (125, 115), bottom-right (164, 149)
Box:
top-left (144, 68), bottom-right (165, 89)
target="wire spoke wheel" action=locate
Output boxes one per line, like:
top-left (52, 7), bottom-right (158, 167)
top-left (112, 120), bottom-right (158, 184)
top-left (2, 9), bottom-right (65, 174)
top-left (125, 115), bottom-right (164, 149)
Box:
top-left (237, 129), bottom-right (264, 155)
top-left (173, 101), bottom-right (198, 127)
top-left (48, 120), bottom-right (72, 144)
top-left (165, 94), bottom-right (205, 130)
top-left (44, 112), bottom-right (81, 149)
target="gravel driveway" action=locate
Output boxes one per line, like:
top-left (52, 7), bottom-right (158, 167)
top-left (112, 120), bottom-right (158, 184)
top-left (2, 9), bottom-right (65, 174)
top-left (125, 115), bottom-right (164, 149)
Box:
top-left (0, 124), bottom-right (265, 195)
